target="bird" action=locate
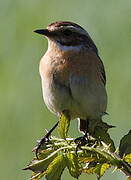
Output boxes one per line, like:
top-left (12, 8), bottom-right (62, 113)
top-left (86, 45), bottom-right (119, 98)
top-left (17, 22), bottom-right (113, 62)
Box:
top-left (34, 21), bottom-right (107, 155)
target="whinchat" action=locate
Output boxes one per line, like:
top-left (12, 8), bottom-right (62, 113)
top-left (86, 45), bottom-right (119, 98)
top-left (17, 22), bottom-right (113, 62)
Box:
top-left (34, 21), bottom-right (107, 138)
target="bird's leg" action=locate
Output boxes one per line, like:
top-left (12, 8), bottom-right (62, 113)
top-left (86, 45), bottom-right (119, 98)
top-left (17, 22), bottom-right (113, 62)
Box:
top-left (74, 130), bottom-right (89, 155)
top-left (74, 130), bottom-right (89, 146)
top-left (35, 121), bottom-right (59, 159)
top-left (74, 119), bottom-right (89, 153)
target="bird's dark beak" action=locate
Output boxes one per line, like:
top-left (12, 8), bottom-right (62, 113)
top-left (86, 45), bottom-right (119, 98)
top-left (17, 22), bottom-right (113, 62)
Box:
top-left (34, 29), bottom-right (50, 36)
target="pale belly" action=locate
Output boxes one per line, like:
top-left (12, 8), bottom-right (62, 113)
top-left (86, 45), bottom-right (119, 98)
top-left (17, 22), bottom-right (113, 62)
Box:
top-left (41, 76), bottom-right (107, 120)
top-left (41, 78), bottom-right (72, 116)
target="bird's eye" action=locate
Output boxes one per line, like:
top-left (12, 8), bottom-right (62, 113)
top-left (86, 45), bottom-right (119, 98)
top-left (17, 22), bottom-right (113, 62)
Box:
top-left (63, 29), bottom-right (72, 36)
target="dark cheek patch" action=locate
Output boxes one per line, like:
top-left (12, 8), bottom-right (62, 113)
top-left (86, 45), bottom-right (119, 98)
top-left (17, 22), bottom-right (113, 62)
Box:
top-left (57, 34), bottom-right (81, 46)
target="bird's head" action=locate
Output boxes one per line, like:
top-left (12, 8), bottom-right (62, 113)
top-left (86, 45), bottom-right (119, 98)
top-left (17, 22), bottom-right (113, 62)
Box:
top-left (34, 21), bottom-right (98, 53)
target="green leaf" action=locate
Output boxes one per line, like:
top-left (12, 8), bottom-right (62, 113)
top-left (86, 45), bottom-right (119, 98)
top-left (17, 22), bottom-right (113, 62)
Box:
top-left (83, 167), bottom-right (96, 174)
top-left (38, 149), bottom-right (54, 160)
top-left (45, 154), bottom-right (66, 180)
top-left (30, 172), bottom-right (45, 180)
top-left (98, 163), bottom-right (110, 177)
top-left (94, 163), bottom-right (110, 179)
top-left (58, 112), bottom-right (70, 139)
top-left (119, 130), bottom-right (131, 158)
top-left (79, 156), bottom-right (97, 163)
top-left (127, 177), bottom-right (131, 180)
top-left (23, 150), bottom-right (57, 172)
top-left (65, 153), bottom-right (82, 178)
top-left (83, 163), bottom-right (110, 179)
top-left (124, 154), bottom-right (131, 163)
top-left (93, 123), bottom-right (115, 152)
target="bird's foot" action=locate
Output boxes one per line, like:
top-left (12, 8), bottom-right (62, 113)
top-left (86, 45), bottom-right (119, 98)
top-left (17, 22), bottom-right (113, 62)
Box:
top-left (74, 133), bottom-right (89, 154)
top-left (34, 121), bottom-right (59, 159)
top-left (35, 132), bottom-right (50, 159)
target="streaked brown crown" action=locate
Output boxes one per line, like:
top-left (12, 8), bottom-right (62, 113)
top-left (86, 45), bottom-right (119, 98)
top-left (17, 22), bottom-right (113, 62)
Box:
top-left (47, 21), bottom-right (85, 31)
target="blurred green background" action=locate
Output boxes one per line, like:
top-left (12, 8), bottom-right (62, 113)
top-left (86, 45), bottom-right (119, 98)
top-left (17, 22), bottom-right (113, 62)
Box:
top-left (0, 0), bottom-right (131, 179)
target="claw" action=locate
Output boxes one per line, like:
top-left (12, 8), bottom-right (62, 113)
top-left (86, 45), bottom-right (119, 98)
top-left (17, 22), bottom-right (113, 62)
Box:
top-left (35, 135), bottom-right (49, 159)
top-left (74, 135), bottom-right (88, 155)
top-left (35, 121), bottom-right (59, 159)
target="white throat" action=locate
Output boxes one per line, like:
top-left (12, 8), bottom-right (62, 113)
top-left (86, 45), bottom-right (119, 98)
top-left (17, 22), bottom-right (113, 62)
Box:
top-left (47, 39), bottom-right (83, 52)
